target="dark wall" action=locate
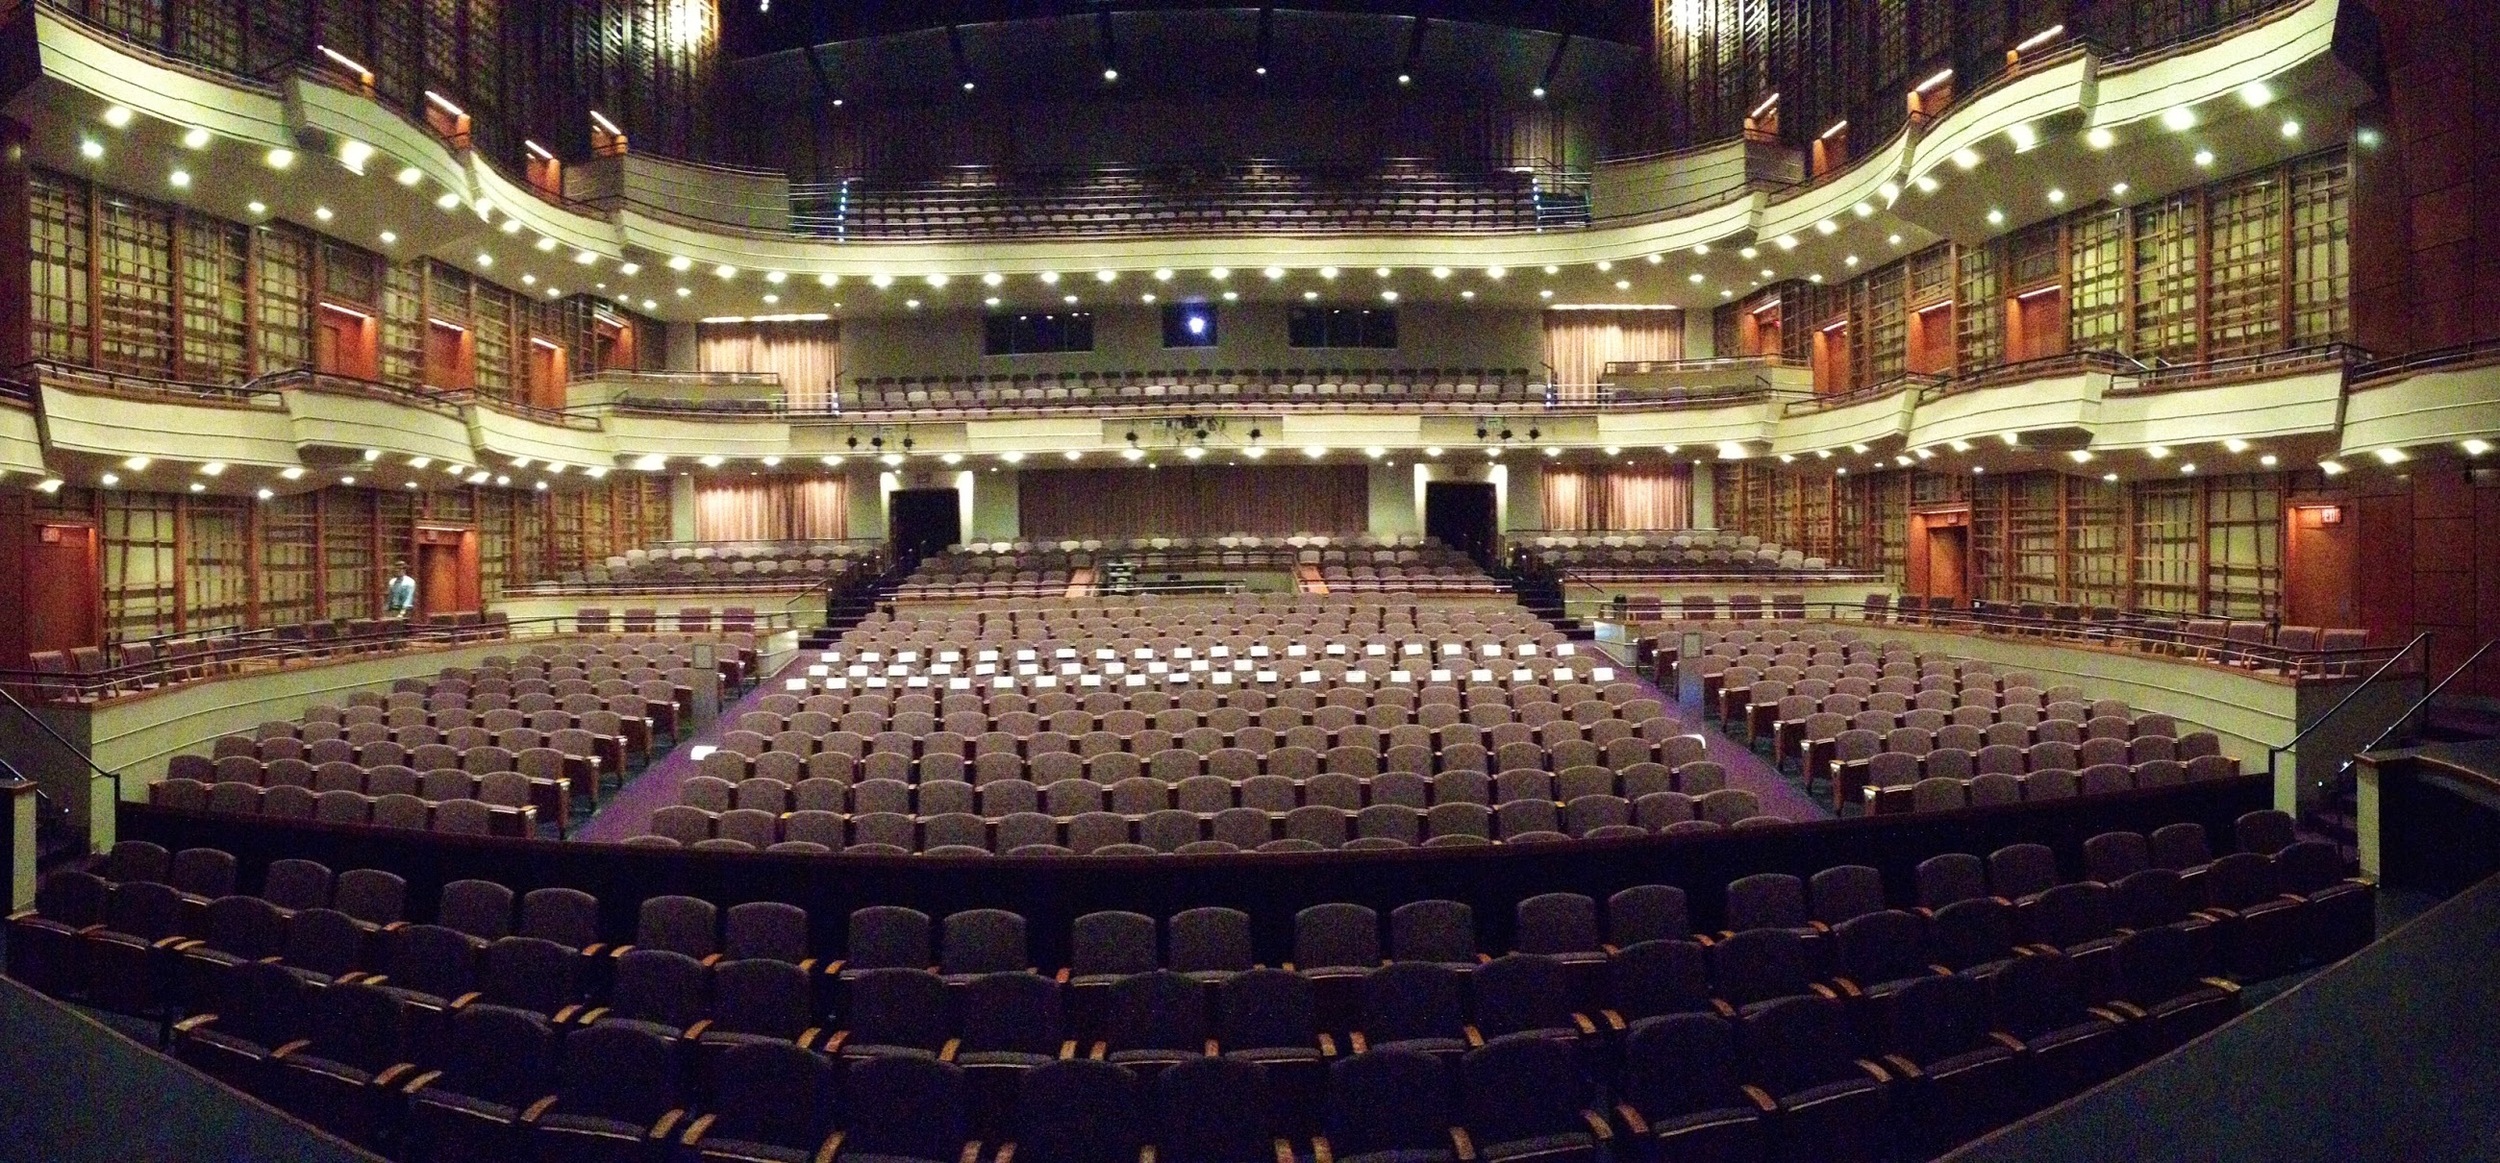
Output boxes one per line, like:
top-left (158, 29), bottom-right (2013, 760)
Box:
top-left (123, 775), bottom-right (2269, 967)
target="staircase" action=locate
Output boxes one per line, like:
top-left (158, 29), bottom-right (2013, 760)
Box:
top-left (802, 559), bottom-right (913, 650)
top-left (1506, 567), bottom-right (1593, 640)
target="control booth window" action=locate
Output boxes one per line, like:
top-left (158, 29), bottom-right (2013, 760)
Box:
top-left (1162, 302), bottom-right (1219, 348)
top-left (984, 311), bottom-right (1095, 355)
top-left (1288, 305), bottom-right (1397, 349)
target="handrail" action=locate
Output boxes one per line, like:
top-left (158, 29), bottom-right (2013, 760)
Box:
top-left (2349, 335), bottom-right (2500, 386)
top-left (2334, 637), bottom-right (2500, 789)
top-left (0, 681), bottom-right (121, 800)
top-left (2265, 631), bottom-right (2431, 783)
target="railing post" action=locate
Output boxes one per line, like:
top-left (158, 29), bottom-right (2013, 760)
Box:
top-left (4, 775), bottom-right (36, 911)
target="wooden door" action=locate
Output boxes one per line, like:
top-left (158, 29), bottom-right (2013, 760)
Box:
top-left (27, 523), bottom-right (99, 654)
top-left (2286, 502), bottom-right (2357, 628)
top-left (413, 526), bottom-right (480, 615)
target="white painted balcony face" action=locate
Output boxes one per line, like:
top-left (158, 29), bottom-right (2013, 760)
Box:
top-left (2340, 363), bottom-right (2500, 459)
top-left (22, 0), bottom-right (2365, 324)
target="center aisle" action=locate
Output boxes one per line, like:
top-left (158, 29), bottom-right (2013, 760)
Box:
top-left (573, 657), bottom-right (805, 843)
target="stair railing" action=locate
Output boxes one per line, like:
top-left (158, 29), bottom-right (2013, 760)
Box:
top-left (2264, 630), bottom-right (2430, 790)
top-left (2326, 637), bottom-right (2500, 799)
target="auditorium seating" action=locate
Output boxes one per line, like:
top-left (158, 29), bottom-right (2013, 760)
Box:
top-left (840, 365), bottom-right (1544, 415)
top-left (797, 161), bottom-right (1558, 242)
top-left (11, 813), bottom-right (2366, 1158)
top-left (20, 613), bottom-right (513, 704)
top-left (1640, 624), bottom-right (2241, 814)
top-left (1518, 531), bottom-right (1856, 579)
top-left (633, 595), bottom-right (1787, 850)
top-left (152, 635), bottom-right (754, 829)
top-left (897, 535), bottom-right (1498, 599)
top-left (524, 539), bottom-right (881, 593)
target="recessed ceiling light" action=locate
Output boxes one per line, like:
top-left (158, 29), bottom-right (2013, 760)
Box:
top-left (2068, 450), bottom-right (2094, 464)
top-left (436, 192), bottom-right (462, 210)
top-left (168, 169), bottom-right (192, 188)
top-left (2280, 119), bottom-right (2301, 138)
top-left (2465, 439), bottom-right (2493, 457)
top-left (1814, 219), bottom-right (1837, 235)
top-left (984, 296), bottom-right (1000, 307)
top-left (2238, 81), bottom-right (2273, 108)
top-left (2046, 188), bottom-right (2066, 204)
top-left (2259, 454), bottom-right (2279, 466)
top-left (2103, 472), bottom-right (2120, 482)
top-left (2223, 438), bottom-right (2251, 453)
top-left (1595, 260), bottom-right (1613, 272)
top-left (1915, 175), bottom-right (1939, 193)
top-left (102, 105), bottom-right (133, 128)
top-left (1986, 208), bottom-right (2005, 225)
top-left (1739, 247), bottom-right (1758, 260)
top-left (1844, 255), bottom-right (1860, 267)
top-left (123, 456), bottom-right (151, 470)
top-left (1773, 235), bottom-right (1797, 250)
top-left (2007, 122), bottom-right (2039, 152)
top-left (924, 273), bottom-right (947, 288)
top-left (396, 165), bottom-right (424, 185)
top-left (2085, 126), bottom-right (2116, 149)
top-left (2112, 182), bottom-right (2131, 196)
top-left (313, 206), bottom-right (334, 221)
top-left (1097, 269), bottom-right (1118, 283)
top-left (869, 273), bottom-right (893, 288)
top-left (1539, 289), bottom-right (1554, 299)
top-left (905, 299), bottom-right (920, 309)
top-left (2375, 447), bottom-right (2408, 465)
top-left (100, 472), bottom-right (119, 487)
top-left (1688, 273), bottom-right (1705, 284)
top-left (78, 138), bottom-right (103, 159)
top-left (181, 126), bottom-right (212, 149)
top-left (2163, 106), bottom-right (2198, 131)
top-left (191, 482), bottom-right (207, 493)
top-left (280, 466), bottom-right (305, 480)
top-left (762, 294), bottom-right (778, 305)
top-left (2194, 149), bottom-right (2216, 167)
top-left (1221, 291), bottom-right (1237, 301)
top-left (1303, 291), bottom-right (1318, 300)
top-left (676, 287), bottom-right (690, 297)
top-left (1951, 148), bottom-right (1982, 170)
top-left (2319, 459), bottom-right (2347, 476)
top-left (378, 230), bottom-right (397, 244)
top-left (199, 461), bottom-right (226, 475)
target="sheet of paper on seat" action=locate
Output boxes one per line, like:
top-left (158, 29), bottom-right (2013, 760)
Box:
top-left (1126, 673), bottom-right (1149, 686)
top-left (808, 665), bottom-right (830, 677)
top-left (1390, 670), bottom-right (1412, 683)
top-left (1080, 674), bottom-right (1102, 687)
top-left (1556, 644), bottom-right (1576, 656)
top-left (978, 650), bottom-right (999, 662)
top-left (949, 678), bottom-right (973, 689)
top-left (827, 677), bottom-right (849, 689)
top-left (1593, 668), bottom-right (1615, 681)
top-left (1287, 644), bottom-right (1307, 657)
top-left (848, 665), bottom-right (870, 677)
top-left (897, 651), bottom-right (919, 663)
top-left (1512, 669), bottom-right (1535, 682)
top-left (1035, 675), bottom-right (1059, 688)
top-left (1470, 669), bottom-right (1494, 682)
top-left (1147, 661), bottom-right (1169, 675)
top-left (786, 678), bottom-right (810, 691)
top-left (1258, 670), bottom-right (1279, 683)
top-left (939, 650), bottom-right (960, 662)
top-left (690, 745), bottom-right (717, 761)
top-left (1346, 670), bottom-right (1371, 684)
top-left (866, 677), bottom-right (889, 688)
top-left (1430, 669), bottom-right (1452, 682)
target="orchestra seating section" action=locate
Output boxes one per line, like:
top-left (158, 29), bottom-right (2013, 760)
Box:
top-left (1644, 625), bottom-right (2240, 815)
top-left (894, 535), bottom-right (1500, 599)
top-left (5, 814), bottom-right (2374, 1160)
top-left (149, 633), bottom-right (761, 836)
top-left (23, 613), bottom-right (514, 705)
top-left (1635, 598), bottom-right (2376, 679)
top-left (631, 595), bottom-right (1760, 852)
top-left (843, 366), bottom-right (1543, 416)
top-left (801, 161), bottom-right (1557, 242)
top-left (1518, 531), bottom-right (1852, 579)
top-left (523, 540), bottom-right (882, 593)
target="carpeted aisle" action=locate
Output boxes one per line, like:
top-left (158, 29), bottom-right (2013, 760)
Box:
top-left (573, 655), bottom-right (812, 843)
top-left (1594, 642), bottom-right (1833, 823)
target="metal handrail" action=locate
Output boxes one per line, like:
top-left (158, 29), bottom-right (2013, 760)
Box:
top-left (2265, 631), bottom-right (2431, 783)
top-left (2332, 637), bottom-right (2500, 789)
top-left (0, 681), bottom-right (121, 799)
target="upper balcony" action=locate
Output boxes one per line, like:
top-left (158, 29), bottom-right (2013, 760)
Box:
top-left (5, 0), bottom-right (2378, 325)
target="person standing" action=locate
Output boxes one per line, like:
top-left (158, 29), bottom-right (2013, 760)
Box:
top-left (386, 561), bottom-right (418, 619)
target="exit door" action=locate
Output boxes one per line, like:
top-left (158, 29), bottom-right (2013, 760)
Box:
top-left (27, 523), bottom-right (99, 654)
top-left (412, 525), bottom-right (481, 615)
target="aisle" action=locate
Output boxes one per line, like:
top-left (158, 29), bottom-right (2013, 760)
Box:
top-left (1594, 642), bottom-right (1833, 822)
top-left (572, 657), bottom-right (803, 843)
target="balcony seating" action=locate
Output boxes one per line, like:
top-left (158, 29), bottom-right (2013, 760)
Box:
top-left (841, 366), bottom-right (1542, 416)
top-left (529, 539), bottom-right (881, 594)
top-left (1526, 531), bottom-right (1853, 580)
top-left (896, 534), bottom-right (1497, 599)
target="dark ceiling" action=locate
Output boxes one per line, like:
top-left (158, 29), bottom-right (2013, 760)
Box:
top-left (726, 5), bottom-right (1649, 108)
top-left (724, 1), bottom-right (1656, 57)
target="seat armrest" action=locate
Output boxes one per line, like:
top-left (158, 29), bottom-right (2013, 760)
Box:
top-left (1311, 1135), bottom-right (1336, 1163)
top-left (680, 1112), bottom-right (717, 1146)
top-left (1449, 1126), bottom-right (1477, 1162)
top-left (520, 1095), bottom-right (560, 1125)
top-left (1579, 1109), bottom-right (1612, 1140)
top-left (1854, 1058), bottom-right (1892, 1084)
top-left (683, 1019), bottom-right (714, 1041)
top-left (401, 1069), bottom-right (444, 1096)
top-left (1601, 1008), bottom-right (1626, 1032)
top-left (373, 1062), bottom-right (422, 1089)
top-left (940, 1037), bottom-right (962, 1062)
top-left (171, 1013), bottom-right (220, 1035)
top-left (1740, 1085), bottom-right (1778, 1113)
top-left (650, 1109), bottom-right (686, 1141)
top-left (1316, 1032), bottom-right (1337, 1056)
top-left (1882, 1054), bottom-right (1922, 1080)
top-left (1988, 1030), bottom-right (2027, 1053)
top-left (1614, 1103), bottom-right (1649, 1136)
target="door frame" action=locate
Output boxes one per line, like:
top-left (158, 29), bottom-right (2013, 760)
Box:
top-left (1906, 506), bottom-right (1972, 601)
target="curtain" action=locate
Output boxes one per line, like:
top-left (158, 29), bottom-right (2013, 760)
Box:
top-left (1543, 310), bottom-right (1685, 396)
top-left (1019, 466), bottom-right (1369, 538)
top-left (695, 477), bottom-right (849, 541)
top-left (1539, 465), bottom-right (1694, 531)
top-left (697, 321), bottom-right (842, 411)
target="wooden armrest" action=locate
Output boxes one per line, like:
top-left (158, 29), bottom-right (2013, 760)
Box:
top-left (171, 1013), bottom-right (220, 1035)
top-left (1989, 1030), bottom-right (2028, 1053)
top-left (1316, 1032), bottom-right (1337, 1056)
top-left (373, 1062), bottom-right (421, 1089)
top-left (607, 943), bottom-right (636, 960)
top-left (579, 942), bottom-right (609, 960)
top-left (1828, 977), bottom-right (1863, 998)
top-left (1808, 983), bottom-right (1839, 1000)
top-left (1053, 967), bottom-right (1071, 983)
top-left (270, 1038), bottom-right (312, 1060)
top-left (1882, 1054), bottom-right (1922, 1080)
top-left (1449, 1126), bottom-right (1476, 1162)
top-left (1089, 1041), bottom-right (1107, 1059)
top-left (520, 1095), bottom-right (560, 1124)
top-left (2200, 976), bottom-right (2242, 994)
top-left (1571, 1012), bottom-right (1597, 1035)
top-left (1854, 1058), bottom-right (1892, 1084)
top-left (1311, 1135), bottom-right (1335, 1163)
top-left (153, 935), bottom-right (195, 951)
top-left (1614, 1103), bottom-right (1649, 1136)
top-left (1601, 1008), bottom-right (1626, 1032)
top-left (684, 1019), bottom-right (715, 1041)
top-left (1710, 999), bottom-right (1736, 1019)
top-left (651, 1109), bottom-right (685, 1141)
top-left (799, 1027), bottom-right (826, 1051)
top-left (1463, 1025), bottom-right (1484, 1048)
top-left (1203, 1039), bottom-right (1220, 1057)
top-left (821, 1030), bottom-right (850, 1054)
top-left (940, 1037), bottom-right (961, 1062)
top-left (995, 1143), bottom-right (1016, 1163)
top-left (2095, 1003), bottom-right (2144, 1022)
top-left (681, 1112), bottom-right (717, 1146)
top-left (1579, 1109), bottom-right (1612, 1140)
top-left (1059, 1039), bottom-right (1079, 1059)
top-left (449, 991), bottom-right (483, 1010)
top-left (402, 1068), bottom-right (445, 1095)
top-left (1347, 1031), bottom-right (1368, 1054)
top-left (1740, 1084), bottom-right (1778, 1113)
top-left (552, 1003), bottom-right (588, 1025)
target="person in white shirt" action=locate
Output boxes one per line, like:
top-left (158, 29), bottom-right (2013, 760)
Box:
top-left (386, 562), bottom-right (417, 618)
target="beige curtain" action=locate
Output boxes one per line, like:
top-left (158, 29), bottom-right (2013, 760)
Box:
top-left (695, 477), bottom-right (849, 540)
top-left (1539, 465), bottom-right (1694, 531)
top-left (1019, 466), bottom-right (1370, 538)
top-left (1543, 310), bottom-right (1685, 394)
top-left (697, 321), bottom-right (842, 412)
